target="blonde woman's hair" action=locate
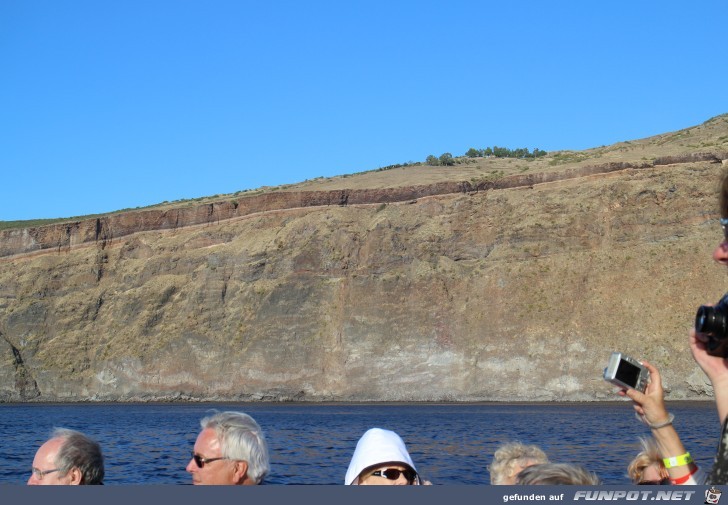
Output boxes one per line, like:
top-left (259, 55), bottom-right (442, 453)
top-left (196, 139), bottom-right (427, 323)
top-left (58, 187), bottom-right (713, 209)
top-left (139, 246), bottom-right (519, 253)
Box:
top-left (627, 437), bottom-right (668, 484)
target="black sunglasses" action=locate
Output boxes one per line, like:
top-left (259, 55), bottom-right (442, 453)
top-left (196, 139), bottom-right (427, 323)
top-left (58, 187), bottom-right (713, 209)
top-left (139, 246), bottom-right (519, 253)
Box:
top-left (722, 218), bottom-right (728, 242)
top-left (192, 452), bottom-right (228, 468)
top-left (637, 477), bottom-right (671, 485)
top-left (371, 468), bottom-right (418, 483)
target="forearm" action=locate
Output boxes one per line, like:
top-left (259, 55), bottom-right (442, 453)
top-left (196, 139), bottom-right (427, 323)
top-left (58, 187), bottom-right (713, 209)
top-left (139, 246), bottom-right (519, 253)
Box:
top-left (712, 375), bottom-right (728, 424)
top-left (650, 422), bottom-right (698, 484)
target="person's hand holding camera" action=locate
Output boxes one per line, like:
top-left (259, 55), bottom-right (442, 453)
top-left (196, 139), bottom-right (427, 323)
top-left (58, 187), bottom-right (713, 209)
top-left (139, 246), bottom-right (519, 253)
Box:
top-left (690, 328), bottom-right (728, 383)
top-left (620, 360), bottom-right (669, 426)
top-left (621, 360), bottom-right (700, 484)
top-left (691, 327), bottom-right (728, 424)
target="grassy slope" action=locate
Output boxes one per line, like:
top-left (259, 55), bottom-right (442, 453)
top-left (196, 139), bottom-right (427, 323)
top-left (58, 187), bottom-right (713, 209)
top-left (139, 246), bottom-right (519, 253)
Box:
top-left (2, 114), bottom-right (727, 232)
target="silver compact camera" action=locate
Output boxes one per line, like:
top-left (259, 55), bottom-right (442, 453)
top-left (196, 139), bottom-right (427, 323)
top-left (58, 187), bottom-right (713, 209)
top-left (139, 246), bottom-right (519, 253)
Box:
top-left (603, 352), bottom-right (649, 392)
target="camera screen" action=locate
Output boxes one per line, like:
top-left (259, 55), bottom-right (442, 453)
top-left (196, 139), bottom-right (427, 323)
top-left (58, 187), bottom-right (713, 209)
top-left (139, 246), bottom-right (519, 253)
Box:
top-left (615, 359), bottom-right (641, 388)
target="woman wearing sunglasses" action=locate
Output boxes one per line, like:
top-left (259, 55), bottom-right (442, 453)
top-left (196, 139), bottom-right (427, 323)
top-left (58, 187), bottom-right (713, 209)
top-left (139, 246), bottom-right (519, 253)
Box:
top-left (344, 428), bottom-right (426, 485)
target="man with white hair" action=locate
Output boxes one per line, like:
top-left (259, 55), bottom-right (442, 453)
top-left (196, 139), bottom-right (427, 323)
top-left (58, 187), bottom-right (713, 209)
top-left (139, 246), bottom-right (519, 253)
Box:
top-left (186, 411), bottom-right (270, 485)
top-left (28, 428), bottom-right (104, 485)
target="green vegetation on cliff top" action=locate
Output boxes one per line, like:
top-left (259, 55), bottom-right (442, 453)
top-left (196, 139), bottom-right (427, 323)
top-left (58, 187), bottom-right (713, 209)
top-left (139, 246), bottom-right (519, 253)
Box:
top-left (2, 114), bottom-right (727, 231)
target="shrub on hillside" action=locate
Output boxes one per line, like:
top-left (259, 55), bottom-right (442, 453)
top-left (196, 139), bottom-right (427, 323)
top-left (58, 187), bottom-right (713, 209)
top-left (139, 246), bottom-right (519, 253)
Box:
top-left (439, 153), bottom-right (455, 166)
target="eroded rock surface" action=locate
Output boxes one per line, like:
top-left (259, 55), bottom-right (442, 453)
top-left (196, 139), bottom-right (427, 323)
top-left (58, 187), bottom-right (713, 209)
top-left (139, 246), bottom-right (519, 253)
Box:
top-left (2, 158), bottom-right (726, 402)
top-left (3, 114), bottom-right (728, 402)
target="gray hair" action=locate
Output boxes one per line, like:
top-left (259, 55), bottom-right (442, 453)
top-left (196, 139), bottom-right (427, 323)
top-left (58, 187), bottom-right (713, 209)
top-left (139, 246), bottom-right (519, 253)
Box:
top-left (515, 463), bottom-right (601, 485)
top-left (52, 428), bottom-right (104, 485)
top-left (488, 442), bottom-right (549, 485)
top-left (200, 411), bottom-right (270, 484)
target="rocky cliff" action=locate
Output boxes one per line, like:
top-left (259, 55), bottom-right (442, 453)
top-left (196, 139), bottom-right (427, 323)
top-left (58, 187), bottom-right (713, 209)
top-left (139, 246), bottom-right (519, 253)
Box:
top-left (2, 116), bottom-right (728, 402)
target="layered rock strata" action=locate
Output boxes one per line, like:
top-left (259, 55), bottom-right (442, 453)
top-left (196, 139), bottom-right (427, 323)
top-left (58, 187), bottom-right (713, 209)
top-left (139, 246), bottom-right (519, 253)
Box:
top-left (2, 154), bottom-right (728, 402)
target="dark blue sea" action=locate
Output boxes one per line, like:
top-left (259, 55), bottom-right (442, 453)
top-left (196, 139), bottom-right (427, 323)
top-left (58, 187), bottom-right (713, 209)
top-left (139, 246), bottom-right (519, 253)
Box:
top-left (0, 402), bottom-right (720, 485)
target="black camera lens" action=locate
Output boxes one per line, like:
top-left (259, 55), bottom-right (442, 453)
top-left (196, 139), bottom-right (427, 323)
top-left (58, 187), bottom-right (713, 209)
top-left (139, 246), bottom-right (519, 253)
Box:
top-left (696, 305), bottom-right (726, 336)
top-left (696, 297), bottom-right (728, 357)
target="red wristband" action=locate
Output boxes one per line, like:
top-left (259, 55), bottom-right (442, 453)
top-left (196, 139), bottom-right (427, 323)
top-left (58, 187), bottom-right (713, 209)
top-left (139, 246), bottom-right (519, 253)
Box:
top-left (670, 465), bottom-right (698, 485)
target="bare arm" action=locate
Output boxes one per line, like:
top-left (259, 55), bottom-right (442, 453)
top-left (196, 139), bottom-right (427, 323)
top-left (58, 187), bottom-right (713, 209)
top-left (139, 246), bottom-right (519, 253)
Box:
top-left (622, 360), bottom-right (698, 484)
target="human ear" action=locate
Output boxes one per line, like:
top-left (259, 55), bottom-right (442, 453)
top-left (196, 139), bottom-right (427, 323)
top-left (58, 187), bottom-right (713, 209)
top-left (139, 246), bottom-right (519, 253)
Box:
top-left (233, 460), bottom-right (249, 484)
top-left (67, 467), bottom-right (83, 485)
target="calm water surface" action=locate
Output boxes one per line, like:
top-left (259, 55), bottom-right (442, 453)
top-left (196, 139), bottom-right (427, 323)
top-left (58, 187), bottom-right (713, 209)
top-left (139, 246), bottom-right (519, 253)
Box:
top-left (0, 402), bottom-right (719, 485)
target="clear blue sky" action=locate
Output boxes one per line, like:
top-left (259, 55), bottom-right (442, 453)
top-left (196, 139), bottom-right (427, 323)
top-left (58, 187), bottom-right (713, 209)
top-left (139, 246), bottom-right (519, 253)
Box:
top-left (2, 1), bottom-right (727, 221)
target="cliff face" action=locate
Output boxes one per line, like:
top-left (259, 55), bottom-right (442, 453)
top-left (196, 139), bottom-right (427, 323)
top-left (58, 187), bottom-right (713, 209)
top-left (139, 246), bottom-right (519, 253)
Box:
top-left (2, 117), bottom-right (728, 401)
top-left (0, 160), bottom-right (725, 402)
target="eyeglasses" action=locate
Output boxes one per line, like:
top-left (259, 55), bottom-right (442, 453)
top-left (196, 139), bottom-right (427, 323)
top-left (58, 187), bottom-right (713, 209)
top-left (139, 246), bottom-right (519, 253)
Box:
top-left (721, 218), bottom-right (728, 242)
top-left (637, 477), bottom-right (671, 485)
top-left (191, 452), bottom-right (228, 468)
top-left (31, 467), bottom-right (60, 480)
top-left (370, 468), bottom-right (418, 483)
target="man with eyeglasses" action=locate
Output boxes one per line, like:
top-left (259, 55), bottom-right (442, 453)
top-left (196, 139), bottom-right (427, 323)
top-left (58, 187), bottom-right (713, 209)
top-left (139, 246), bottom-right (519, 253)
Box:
top-left (186, 411), bottom-right (270, 485)
top-left (694, 169), bottom-right (728, 484)
top-left (28, 428), bottom-right (104, 485)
